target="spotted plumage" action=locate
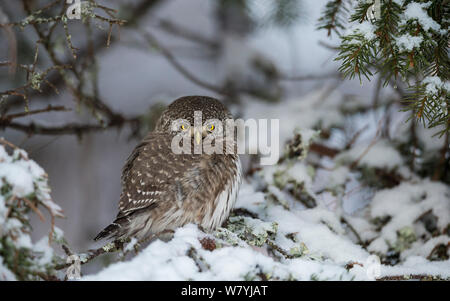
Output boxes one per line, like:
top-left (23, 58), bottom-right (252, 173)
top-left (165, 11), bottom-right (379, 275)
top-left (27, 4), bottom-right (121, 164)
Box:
top-left (94, 96), bottom-right (242, 241)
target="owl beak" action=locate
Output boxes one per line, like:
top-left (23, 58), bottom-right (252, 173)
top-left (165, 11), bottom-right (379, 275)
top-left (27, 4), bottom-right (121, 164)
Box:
top-left (194, 130), bottom-right (202, 145)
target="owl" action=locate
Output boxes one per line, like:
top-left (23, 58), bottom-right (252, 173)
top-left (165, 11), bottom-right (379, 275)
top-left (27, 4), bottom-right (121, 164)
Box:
top-left (94, 96), bottom-right (242, 242)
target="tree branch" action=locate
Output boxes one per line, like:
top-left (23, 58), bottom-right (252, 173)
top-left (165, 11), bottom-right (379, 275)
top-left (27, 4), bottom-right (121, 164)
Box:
top-left (140, 30), bottom-right (227, 96)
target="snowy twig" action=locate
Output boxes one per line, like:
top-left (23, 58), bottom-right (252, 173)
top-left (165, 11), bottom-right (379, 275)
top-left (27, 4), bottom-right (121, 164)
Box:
top-left (350, 118), bottom-right (384, 169)
top-left (345, 125), bottom-right (369, 150)
top-left (266, 239), bottom-right (296, 259)
top-left (187, 247), bottom-right (210, 272)
top-left (55, 240), bottom-right (125, 271)
top-left (20, 197), bottom-right (45, 222)
top-left (340, 217), bottom-right (365, 247)
top-left (427, 242), bottom-right (450, 261)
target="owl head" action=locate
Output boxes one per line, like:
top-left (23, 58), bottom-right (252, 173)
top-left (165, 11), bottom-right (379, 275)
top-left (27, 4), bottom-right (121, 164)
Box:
top-left (155, 96), bottom-right (234, 146)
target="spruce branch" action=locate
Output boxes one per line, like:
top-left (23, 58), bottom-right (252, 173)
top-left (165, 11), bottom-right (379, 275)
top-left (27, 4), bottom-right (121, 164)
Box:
top-left (320, 0), bottom-right (450, 134)
top-left (317, 0), bottom-right (349, 36)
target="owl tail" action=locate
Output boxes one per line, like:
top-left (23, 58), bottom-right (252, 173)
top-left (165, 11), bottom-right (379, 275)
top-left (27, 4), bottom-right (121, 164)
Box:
top-left (93, 218), bottom-right (124, 241)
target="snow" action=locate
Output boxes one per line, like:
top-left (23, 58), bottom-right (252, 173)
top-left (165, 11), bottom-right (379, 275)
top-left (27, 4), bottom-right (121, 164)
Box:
top-left (402, 235), bottom-right (450, 260)
top-left (0, 163), bottom-right (35, 197)
top-left (53, 226), bottom-right (65, 241)
top-left (381, 257), bottom-right (450, 278)
top-left (0, 195), bottom-right (6, 226)
top-left (351, 21), bottom-right (377, 41)
top-left (0, 143), bottom-right (64, 279)
top-left (84, 174), bottom-right (449, 280)
top-left (393, 0), bottom-right (405, 5)
top-left (402, 2), bottom-right (443, 33)
top-left (16, 234), bottom-right (33, 249)
top-left (124, 237), bottom-right (138, 253)
top-left (0, 257), bottom-right (16, 281)
top-left (85, 218), bottom-right (449, 280)
top-left (266, 205), bottom-right (368, 263)
top-left (423, 76), bottom-right (449, 95)
top-left (84, 224), bottom-right (357, 281)
top-left (241, 87), bottom-right (346, 160)
top-left (368, 180), bottom-right (450, 253)
top-left (395, 34), bottom-right (423, 52)
top-left (313, 166), bottom-right (350, 192)
top-left (336, 139), bottom-right (403, 169)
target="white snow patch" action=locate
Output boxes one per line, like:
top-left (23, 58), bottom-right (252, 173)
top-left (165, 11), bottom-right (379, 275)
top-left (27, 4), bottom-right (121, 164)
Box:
top-left (395, 34), bottom-right (423, 51)
top-left (402, 2), bottom-right (443, 33)
top-left (336, 139), bottom-right (403, 169)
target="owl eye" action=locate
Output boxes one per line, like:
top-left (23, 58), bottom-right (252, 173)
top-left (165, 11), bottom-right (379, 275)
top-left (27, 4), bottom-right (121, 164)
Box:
top-left (208, 125), bottom-right (215, 132)
top-left (180, 124), bottom-right (189, 131)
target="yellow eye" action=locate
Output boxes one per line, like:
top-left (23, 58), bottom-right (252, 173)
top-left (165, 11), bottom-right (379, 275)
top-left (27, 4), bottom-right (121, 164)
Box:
top-left (181, 124), bottom-right (186, 130)
top-left (209, 125), bottom-right (215, 131)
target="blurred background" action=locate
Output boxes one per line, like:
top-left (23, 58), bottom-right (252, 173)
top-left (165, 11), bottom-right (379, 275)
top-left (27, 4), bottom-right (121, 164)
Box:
top-left (1, 0), bottom-right (446, 275)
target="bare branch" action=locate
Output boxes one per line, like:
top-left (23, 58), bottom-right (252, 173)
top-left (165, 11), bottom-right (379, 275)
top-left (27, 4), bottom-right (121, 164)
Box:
top-left (140, 30), bottom-right (227, 96)
top-left (279, 72), bottom-right (341, 81)
top-left (1, 105), bottom-right (70, 121)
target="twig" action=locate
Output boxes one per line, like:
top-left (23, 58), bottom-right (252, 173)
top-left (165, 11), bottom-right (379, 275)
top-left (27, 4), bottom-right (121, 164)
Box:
top-left (280, 72), bottom-right (341, 81)
top-left (427, 242), bottom-right (450, 261)
top-left (340, 217), bottom-right (365, 247)
top-left (266, 239), bottom-right (296, 259)
top-left (0, 137), bottom-right (19, 149)
top-left (372, 75), bottom-right (383, 108)
top-left (345, 125), bottom-right (369, 150)
top-left (318, 40), bottom-right (340, 51)
top-left (140, 30), bottom-right (227, 96)
top-left (350, 118), bottom-right (384, 169)
top-left (153, 19), bottom-right (219, 49)
top-left (309, 143), bottom-right (340, 158)
top-left (5, 117), bottom-right (139, 137)
top-left (1, 105), bottom-right (70, 121)
top-left (21, 197), bottom-right (46, 222)
top-left (2, 0), bottom-right (163, 116)
top-left (62, 16), bottom-right (78, 59)
top-left (432, 131), bottom-right (449, 181)
top-left (54, 240), bottom-right (125, 271)
top-left (61, 244), bottom-right (73, 257)
top-left (187, 247), bottom-right (210, 272)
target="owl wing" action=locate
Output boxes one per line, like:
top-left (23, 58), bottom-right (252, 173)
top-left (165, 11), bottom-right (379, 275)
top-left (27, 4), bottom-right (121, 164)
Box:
top-left (116, 133), bottom-right (202, 218)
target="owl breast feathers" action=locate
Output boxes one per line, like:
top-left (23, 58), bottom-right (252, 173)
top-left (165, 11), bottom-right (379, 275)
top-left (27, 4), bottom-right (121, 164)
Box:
top-left (94, 96), bottom-right (242, 241)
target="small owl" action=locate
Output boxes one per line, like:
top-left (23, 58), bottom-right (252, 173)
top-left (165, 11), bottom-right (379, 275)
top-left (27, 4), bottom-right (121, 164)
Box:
top-left (94, 96), bottom-right (242, 241)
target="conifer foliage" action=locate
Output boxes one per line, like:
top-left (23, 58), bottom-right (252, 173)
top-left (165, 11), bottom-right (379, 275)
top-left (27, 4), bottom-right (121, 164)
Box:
top-left (319, 0), bottom-right (449, 135)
